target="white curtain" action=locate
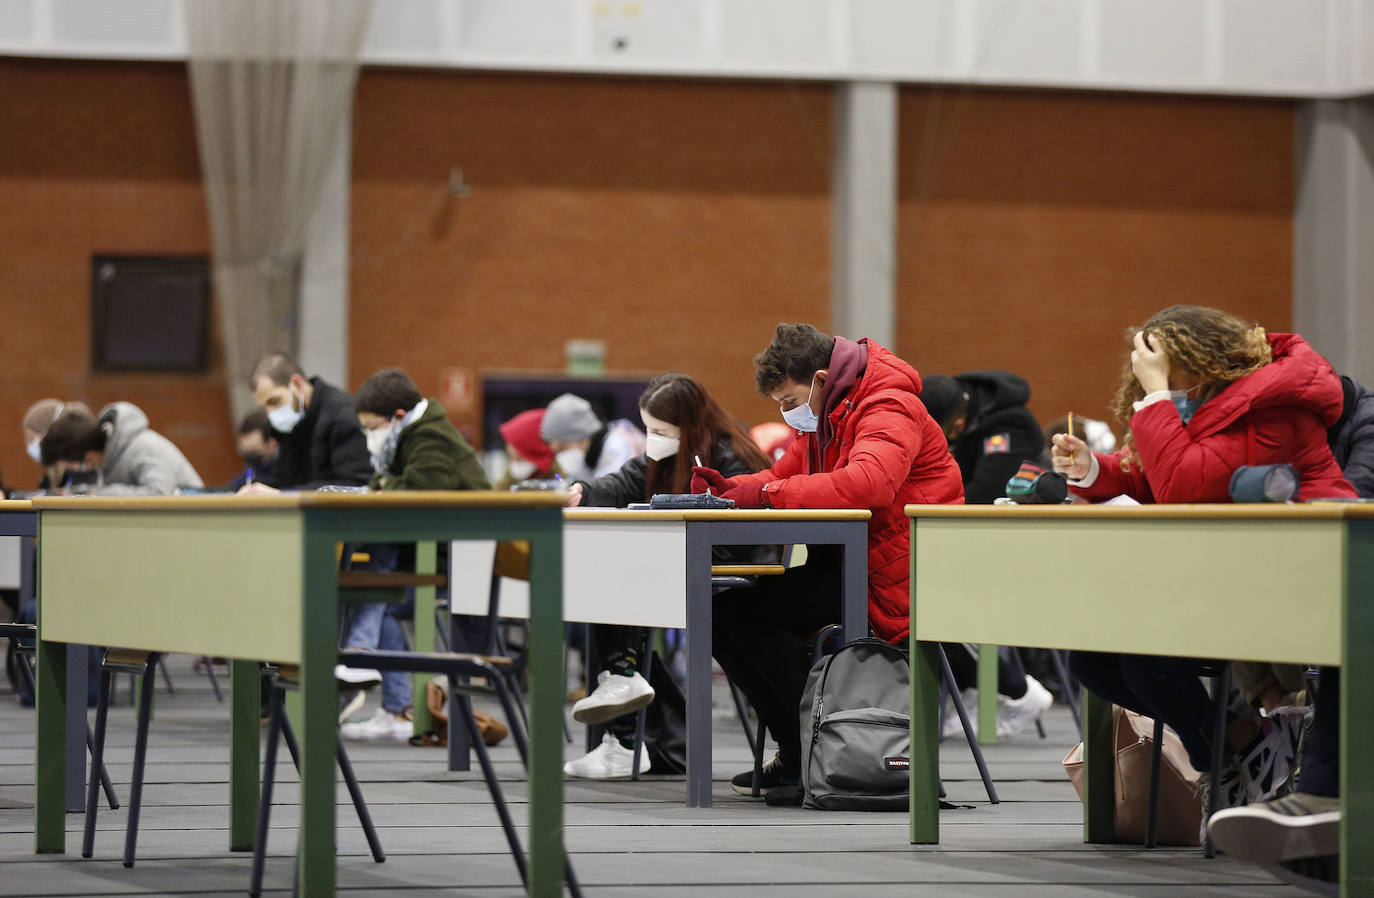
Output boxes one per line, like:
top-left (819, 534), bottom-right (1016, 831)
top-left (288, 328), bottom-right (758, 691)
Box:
top-left (186, 0), bottom-right (374, 420)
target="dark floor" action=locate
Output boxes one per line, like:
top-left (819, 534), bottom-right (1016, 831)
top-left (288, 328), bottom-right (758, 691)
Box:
top-left (0, 656), bottom-right (1306, 896)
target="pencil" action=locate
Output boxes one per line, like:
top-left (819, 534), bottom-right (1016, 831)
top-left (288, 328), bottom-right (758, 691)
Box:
top-left (1066, 412), bottom-right (1074, 445)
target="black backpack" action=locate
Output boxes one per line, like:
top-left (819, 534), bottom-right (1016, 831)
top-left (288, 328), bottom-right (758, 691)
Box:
top-left (799, 637), bottom-right (911, 810)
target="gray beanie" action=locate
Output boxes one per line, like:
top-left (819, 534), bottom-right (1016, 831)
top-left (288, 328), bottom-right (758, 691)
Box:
top-left (540, 393), bottom-right (601, 442)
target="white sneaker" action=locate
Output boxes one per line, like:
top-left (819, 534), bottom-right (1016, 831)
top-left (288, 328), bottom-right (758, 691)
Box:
top-left (942, 689), bottom-right (978, 740)
top-left (563, 732), bottom-right (650, 779)
top-left (339, 707), bottom-right (412, 743)
top-left (335, 664), bottom-right (382, 687)
top-left (571, 670), bottom-right (655, 725)
top-left (996, 675), bottom-right (1053, 739)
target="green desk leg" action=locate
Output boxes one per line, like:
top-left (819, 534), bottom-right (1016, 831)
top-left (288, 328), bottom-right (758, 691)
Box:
top-left (527, 519), bottom-right (564, 898)
top-left (229, 659), bottom-right (261, 852)
top-left (1082, 689), bottom-right (1115, 843)
top-left (910, 639), bottom-right (941, 844)
top-left (35, 638), bottom-right (67, 854)
top-left (1342, 519), bottom-right (1374, 896)
top-left (411, 541), bottom-right (437, 736)
top-left (977, 644), bottom-right (998, 745)
top-left (298, 528), bottom-right (340, 898)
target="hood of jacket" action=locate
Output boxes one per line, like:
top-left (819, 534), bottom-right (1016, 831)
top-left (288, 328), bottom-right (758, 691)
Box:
top-left (97, 402), bottom-right (150, 472)
top-left (1188, 334), bottom-right (1345, 437)
top-left (957, 370), bottom-right (1032, 431)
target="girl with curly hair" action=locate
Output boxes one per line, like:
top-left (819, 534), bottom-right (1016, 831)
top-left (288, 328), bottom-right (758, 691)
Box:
top-left (1049, 305), bottom-right (1353, 803)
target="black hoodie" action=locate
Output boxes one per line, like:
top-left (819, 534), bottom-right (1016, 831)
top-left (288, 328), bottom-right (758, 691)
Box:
top-left (949, 370), bottom-right (1044, 503)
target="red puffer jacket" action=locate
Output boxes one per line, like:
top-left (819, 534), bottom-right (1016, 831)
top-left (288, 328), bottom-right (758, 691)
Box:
top-left (1075, 333), bottom-right (1356, 503)
top-left (727, 339), bottom-right (965, 642)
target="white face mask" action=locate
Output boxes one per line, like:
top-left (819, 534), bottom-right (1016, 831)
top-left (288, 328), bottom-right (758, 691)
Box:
top-left (507, 458), bottom-right (537, 481)
top-left (364, 424), bottom-right (393, 459)
top-left (26, 437), bottom-right (42, 464)
top-left (645, 433), bottom-right (680, 461)
top-left (267, 386), bottom-right (304, 433)
top-left (555, 448), bottom-right (588, 478)
top-left (780, 377), bottom-right (820, 433)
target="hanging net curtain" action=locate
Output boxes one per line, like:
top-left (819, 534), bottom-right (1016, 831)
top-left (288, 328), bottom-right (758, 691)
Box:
top-left (185, 0), bottom-right (374, 420)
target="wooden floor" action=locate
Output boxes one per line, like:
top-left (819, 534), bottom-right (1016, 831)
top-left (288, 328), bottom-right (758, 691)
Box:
top-left (0, 656), bottom-right (1306, 897)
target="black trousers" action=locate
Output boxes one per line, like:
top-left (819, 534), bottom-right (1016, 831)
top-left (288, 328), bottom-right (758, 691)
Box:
top-left (711, 549), bottom-right (843, 773)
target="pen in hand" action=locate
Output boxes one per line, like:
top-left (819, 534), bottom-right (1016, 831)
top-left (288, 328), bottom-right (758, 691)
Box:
top-left (694, 455), bottom-right (710, 495)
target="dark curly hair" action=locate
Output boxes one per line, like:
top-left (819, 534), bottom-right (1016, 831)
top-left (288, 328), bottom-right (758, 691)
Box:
top-left (1114, 304), bottom-right (1272, 470)
top-left (753, 323), bottom-right (834, 397)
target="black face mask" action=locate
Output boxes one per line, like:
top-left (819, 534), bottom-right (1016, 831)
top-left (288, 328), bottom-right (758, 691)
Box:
top-left (240, 452), bottom-right (266, 470)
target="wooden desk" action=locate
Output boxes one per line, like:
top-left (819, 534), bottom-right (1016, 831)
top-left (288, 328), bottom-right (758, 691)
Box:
top-left (32, 492), bottom-right (567, 898)
top-left (904, 503), bottom-right (1373, 897)
top-left (450, 507), bottom-right (872, 807)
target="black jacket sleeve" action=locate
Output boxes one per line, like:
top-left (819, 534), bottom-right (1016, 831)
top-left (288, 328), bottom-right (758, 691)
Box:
top-left (577, 454), bottom-right (649, 507)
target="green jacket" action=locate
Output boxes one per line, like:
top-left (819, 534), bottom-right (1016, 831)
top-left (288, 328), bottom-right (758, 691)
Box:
top-left (371, 399), bottom-right (490, 492)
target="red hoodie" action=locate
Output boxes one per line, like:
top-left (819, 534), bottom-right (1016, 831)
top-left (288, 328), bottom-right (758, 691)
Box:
top-left (1075, 333), bottom-right (1356, 503)
top-left (726, 338), bottom-right (965, 642)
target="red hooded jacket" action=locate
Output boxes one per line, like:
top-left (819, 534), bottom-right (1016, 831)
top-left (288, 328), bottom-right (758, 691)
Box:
top-left (1074, 333), bottom-right (1356, 503)
top-left (725, 338), bottom-right (965, 642)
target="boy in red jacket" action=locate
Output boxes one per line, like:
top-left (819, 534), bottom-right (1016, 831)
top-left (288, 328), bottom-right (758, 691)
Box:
top-left (692, 323), bottom-right (964, 801)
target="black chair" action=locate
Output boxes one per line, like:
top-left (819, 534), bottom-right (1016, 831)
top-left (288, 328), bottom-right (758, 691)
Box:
top-left (249, 664), bottom-right (385, 898)
top-left (83, 649), bottom-right (161, 866)
top-left (1144, 662), bottom-right (1229, 855)
top-left (337, 647), bottom-right (584, 897)
top-left (1, 622), bottom-right (119, 811)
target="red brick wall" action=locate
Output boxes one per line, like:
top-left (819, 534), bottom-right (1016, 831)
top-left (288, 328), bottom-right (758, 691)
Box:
top-left (0, 61), bottom-right (1295, 489)
top-left (0, 58), bottom-right (236, 489)
top-left (349, 70), bottom-right (835, 439)
top-left (896, 87), bottom-right (1294, 439)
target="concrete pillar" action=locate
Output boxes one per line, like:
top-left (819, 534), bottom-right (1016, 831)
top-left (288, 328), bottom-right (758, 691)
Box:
top-left (297, 108), bottom-right (351, 389)
top-left (1293, 99), bottom-right (1374, 387)
top-left (832, 81), bottom-right (897, 348)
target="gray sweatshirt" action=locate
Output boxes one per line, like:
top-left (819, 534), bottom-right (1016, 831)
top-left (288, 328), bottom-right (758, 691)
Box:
top-left (97, 402), bottom-right (204, 496)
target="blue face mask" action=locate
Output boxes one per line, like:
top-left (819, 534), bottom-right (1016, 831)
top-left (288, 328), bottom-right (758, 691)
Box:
top-left (780, 378), bottom-right (820, 433)
top-left (1170, 391), bottom-right (1203, 424)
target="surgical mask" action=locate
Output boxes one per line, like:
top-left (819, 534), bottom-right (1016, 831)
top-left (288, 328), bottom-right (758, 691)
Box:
top-left (26, 437), bottom-right (42, 464)
top-left (508, 458), bottom-right (537, 481)
top-left (555, 448), bottom-right (588, 478)
top-left (267, 387), bottom-right (304, 433)
top-left (1169, 391), bottom-right (1203, 424)
top-left (364, 424), bottom-right (393, 459)
top-left (780, 378), bottom-right (820, 433)
top-left (645, 433), bottom-right (680, 461)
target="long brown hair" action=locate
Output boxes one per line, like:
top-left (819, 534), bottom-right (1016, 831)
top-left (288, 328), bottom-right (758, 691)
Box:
top-left (639, 373), bottom-right (770, 498)
top-left (1113, 304), bottom-right (1272, 469)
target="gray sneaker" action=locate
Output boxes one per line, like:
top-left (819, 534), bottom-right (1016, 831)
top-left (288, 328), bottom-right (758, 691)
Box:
top-left (1207, 792), bottom-right (1341, 864)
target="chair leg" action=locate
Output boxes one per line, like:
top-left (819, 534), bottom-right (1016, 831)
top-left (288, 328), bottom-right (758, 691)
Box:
top-left (485, 674), bottom-right (583, 898)
top-left (727, 681), bottom-right (758, 750)
top-left (750, 710), bottom-right (768, 797)
top-left (82, 668), bottom-right (114, 858)
top-left (1049, 649), bottom-right (1083, 739)
top-left (123, 653), bottom-right (162, 868)
top-left (84, 724), bottom-right (119, 809)
top-left (336, 740), bottom-right (385, 862)
top-left (250, 683), bottom-right (286, 898)
top-left (1145, 718), bottom-right (1165, 849)
top-left (937, 645), bottom-right (999, 804)
top-left (157, 657), bottom-right (175, 695)
top-left (458, 694), bottom-right (529, 889)
top-left (1204, 666), bottom-right (1231, 859)
top-left (201, 656), bottom-right (224, 702)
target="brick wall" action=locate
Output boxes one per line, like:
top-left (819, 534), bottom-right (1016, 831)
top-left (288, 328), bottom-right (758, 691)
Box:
top-left (0, 59), bottom-right (235, 490)
top-left (0, 61), bottom-right (1295, 489)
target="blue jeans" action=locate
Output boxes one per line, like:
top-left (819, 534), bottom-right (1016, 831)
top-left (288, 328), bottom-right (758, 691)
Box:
top-left (345, 599), bottom-right (412, 713)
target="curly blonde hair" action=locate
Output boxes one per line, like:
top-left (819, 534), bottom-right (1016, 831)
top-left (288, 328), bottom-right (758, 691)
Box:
top-left (1112, 305), bottom-right (1272, 470)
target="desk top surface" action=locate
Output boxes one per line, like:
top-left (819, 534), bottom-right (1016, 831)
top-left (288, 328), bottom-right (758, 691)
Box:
top-left (565, 508), bottom-right (871, 522)
top-left (0, 500), bottom-right (33, 511)
top-left (905, 501), bottom-right (1374, 521)
top-left (31, 491), bottom-right (569, 513)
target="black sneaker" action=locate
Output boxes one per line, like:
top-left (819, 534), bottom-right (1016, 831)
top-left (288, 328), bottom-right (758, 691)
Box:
top-left (731, 753), bottom-right (799, 797)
